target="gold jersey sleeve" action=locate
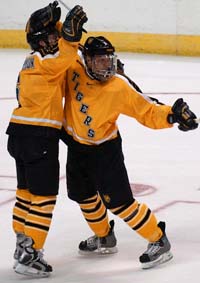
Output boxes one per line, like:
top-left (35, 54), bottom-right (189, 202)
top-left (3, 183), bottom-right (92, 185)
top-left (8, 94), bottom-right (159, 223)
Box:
top-left (63, 56), bottom-right (173, 145)
top-left (10, 38), bottom-right (78, 130)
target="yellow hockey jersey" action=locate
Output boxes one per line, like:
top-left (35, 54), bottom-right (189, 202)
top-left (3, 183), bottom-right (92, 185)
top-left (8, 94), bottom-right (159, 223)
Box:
top-left (63, 52), bottom-right (173, 145)
top-left (7, 38), bottom-right (78, 137)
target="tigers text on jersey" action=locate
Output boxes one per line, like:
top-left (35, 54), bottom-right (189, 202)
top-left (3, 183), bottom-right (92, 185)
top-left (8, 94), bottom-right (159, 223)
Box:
top-left (7, 38), bottom-right (78, 137)
top-left (63, 53), bottom-right (173, 146)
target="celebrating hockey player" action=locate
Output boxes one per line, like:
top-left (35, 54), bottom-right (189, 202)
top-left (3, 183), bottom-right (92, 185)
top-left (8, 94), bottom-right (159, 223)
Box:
top-left (61, 36), bottom-right (198, 269)
top-left (6, 2), bottom-right (87, 278)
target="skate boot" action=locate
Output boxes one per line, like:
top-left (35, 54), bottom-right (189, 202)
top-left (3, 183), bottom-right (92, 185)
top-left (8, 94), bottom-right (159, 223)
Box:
top-left (14, 236), bottom-right (52, 278)
top-left (79, 220), bottom-right (118, 255)
top-left (139, 221), bottom-right (173, 269)
top-left (13, 233), bottom-right (26, 269)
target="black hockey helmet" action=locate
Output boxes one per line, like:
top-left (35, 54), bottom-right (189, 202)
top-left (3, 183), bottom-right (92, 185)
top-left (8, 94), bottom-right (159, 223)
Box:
top-left (83, 36), bottom-right (115, 56)
top-left (83, 36), bottom-right (117, 82)
top-left (25, 2), bottom-right (61, 53)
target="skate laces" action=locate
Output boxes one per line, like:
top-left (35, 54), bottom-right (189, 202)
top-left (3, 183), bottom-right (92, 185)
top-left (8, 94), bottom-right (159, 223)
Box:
top-left (146, 234), bottom-right (165, 256)
top-left (146, 242), bottom-right (161, 255)
top-left (86, 235), bottom-right (104, 251)
top-left (87, 235), bottom-right (99, 249)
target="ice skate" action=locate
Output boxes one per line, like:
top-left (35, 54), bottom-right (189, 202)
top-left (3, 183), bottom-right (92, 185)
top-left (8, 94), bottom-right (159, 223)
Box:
top-left (14, 237), bottom-right (52, 278)
top-left (139, 221), bottom-right (173, 269)
top-left (13, 233), bottom-right (26, 269)
top-left (79, 220), bottom-right (118, 255)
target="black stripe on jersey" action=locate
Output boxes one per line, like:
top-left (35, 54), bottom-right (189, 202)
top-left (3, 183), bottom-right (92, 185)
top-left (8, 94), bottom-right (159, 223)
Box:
top-left (32, 200), bottom-right (56, 207)
top-left (25, 221), bottom-right (49, 231)
top-left (29, 209), bottom-right (52, 218)
top-left (85, 209), bottom-right (107, 223)
top-left (132, 208), bottom-right (151, 231)
top-left (112, 199), bottom-right (135, 215)
top-left (16, 197), bottom-right (31, 205)
top-left (15, 202), bottom-right (30, 211)
top-left (124, 207), bottom-right (139, 222)
top-left (80, 200), bottom-right (101, 213)
top-left (13, 215), bottom-right (26, 223)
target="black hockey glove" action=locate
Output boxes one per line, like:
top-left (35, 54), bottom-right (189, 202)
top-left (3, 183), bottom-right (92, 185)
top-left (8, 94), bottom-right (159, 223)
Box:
top-left (61, 5), bottom-right (88, 42)
top-left (167, 98), bottom-right (198, 131)
top-left (26, 1), bottom-right (61, 34)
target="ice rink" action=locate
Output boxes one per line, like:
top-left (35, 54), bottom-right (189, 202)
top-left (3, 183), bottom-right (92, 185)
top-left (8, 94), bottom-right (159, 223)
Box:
top-left (0, 49), bottom-right (200, 283)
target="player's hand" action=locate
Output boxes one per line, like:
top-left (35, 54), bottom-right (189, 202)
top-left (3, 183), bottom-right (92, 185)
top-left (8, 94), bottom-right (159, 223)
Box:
top-left (167, 98), bottom-right (198, 131)
top-left (61, 5), bottom-right (88, 42)
top-left (26, 1), bottom-right (61, 34)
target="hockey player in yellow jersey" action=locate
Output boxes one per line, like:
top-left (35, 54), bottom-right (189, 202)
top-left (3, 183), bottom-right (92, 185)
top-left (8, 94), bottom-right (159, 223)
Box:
top-left (6, 2), bottom-right (87, 277)
top-left (61, 36), bottom-right (198, 269)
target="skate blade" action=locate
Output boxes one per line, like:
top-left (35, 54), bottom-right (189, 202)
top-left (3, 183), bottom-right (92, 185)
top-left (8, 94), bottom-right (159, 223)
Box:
top-left (15, 263), bottom-right (50, 278)
top-left (141, 251), bottom-right (173, 269)
top-left (79, 246), bottom-right (118, 255)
